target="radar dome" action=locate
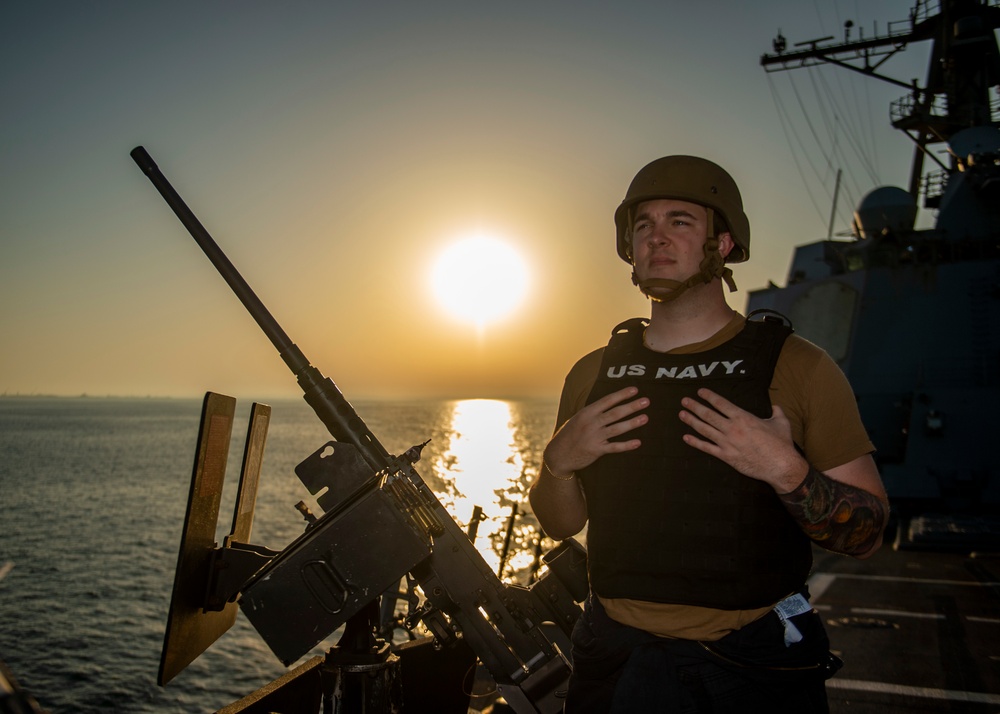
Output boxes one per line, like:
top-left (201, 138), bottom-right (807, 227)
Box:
top-left (852, 186), bottom-right (917, 239)
top-left (949, 126), bottom-right (1000, 169)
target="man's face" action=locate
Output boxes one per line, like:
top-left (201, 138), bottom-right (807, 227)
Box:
top-left (631, 198), bottom-right (721, 284)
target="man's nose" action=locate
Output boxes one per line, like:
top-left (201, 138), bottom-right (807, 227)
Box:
top-left (646, 224), bottom-right (670, 245)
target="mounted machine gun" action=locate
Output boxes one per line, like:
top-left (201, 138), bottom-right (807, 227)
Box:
top-left (131, 147), bottom-right (587, 713)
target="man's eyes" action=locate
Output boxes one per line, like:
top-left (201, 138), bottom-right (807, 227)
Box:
top-left (634, 216), bottom-right (694, 231)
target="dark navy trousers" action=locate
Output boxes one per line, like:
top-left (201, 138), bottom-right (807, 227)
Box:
top-left (564, 595), bottom-right (836, 713)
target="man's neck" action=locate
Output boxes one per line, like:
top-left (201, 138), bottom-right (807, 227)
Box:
top-left (643, 286), bottom-right (736, 353)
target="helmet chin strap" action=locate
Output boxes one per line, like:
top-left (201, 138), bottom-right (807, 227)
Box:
top-left (630, 209), bottom-right (738, 303)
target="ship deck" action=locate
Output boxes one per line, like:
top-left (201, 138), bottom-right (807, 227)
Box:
top-left (812, 541), bottom-right (1000, 712)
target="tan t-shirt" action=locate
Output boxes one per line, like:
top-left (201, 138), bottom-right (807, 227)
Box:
top-left (554, 312), bottom-right (874, 640)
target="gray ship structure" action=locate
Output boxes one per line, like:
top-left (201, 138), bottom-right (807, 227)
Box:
top-left (749, 0), bottom-right (1000, 549)
top-left (746, 6), bottom-right (1000, 710)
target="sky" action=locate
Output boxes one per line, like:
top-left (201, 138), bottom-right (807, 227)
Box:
top-left (1, 0), bottom-right (934, 401)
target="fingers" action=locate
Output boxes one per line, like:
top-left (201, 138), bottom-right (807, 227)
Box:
top-left (587, 387), bottom-right (649, 434)
top-left (678, 389), bottom-right (755, 459)
top-left (680, 431), bottom-right (719, 458)
top-left (605, 437), bottom-right (643, 453)
top-left (678, 408), bottom-right (723, 449)
top-left (678, 391), bottom-right (726, 435)
top-left (545, 387), bottom-right (649, 474)
top-left (678, 401), bottom-right (720, 432)
top-left (591, 386), bottom-right (646, 415)
top-left (681, 388), bottom-right (739, 419)
top-left (604, 414), bottom-right (648, 439)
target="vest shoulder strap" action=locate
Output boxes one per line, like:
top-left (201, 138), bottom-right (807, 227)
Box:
top-left (610, 317), bottom-right (649, 336)
top-left (747, 308), bottom-right (794, 331)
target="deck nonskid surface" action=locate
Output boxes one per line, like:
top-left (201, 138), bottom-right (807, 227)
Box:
top-left (809, 545), bottom-right (1000, 712)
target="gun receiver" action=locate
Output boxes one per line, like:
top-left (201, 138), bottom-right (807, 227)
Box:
top-left (132, 146), bottom-right (585, 712)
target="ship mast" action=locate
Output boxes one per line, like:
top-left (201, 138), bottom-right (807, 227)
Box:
top-left (760, 0), bottom-right (1000, 205)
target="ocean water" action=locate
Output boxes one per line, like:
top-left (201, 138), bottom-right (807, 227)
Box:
top-left (0, 395), bottom-right (558, 713)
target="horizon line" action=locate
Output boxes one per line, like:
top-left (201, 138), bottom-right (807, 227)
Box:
top-left (0, 392), bottom-right (559, 403)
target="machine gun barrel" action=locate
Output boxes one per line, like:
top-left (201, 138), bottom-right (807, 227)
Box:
top-left (130, 146), bottom-right (390, 471)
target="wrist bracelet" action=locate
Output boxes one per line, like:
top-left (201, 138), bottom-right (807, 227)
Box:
top-left (544, 463), bottom-right (576, 481)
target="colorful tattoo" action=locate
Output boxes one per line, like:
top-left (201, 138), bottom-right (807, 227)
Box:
top-left (778, 468), bottom-right (887, 555)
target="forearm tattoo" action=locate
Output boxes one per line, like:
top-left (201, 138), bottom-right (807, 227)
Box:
top-left (778, 468), bottom-right (887, 555)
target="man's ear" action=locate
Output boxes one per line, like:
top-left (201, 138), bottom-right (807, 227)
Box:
top-left (717, 231), bottom-right (735, 259)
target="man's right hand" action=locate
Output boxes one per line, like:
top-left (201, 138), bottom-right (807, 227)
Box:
top-left (543, 387), bottom-right (649, 477)
top-left (531, 387), bottom-right (649, 539)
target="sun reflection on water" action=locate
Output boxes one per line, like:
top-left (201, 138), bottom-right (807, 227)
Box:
top-left (432, 399), bottom-right (540, 577)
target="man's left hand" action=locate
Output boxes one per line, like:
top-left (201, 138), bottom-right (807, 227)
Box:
top-left (678, 388), bottom-right (807, 493)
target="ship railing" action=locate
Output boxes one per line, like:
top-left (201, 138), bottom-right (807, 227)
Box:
top-left (911, 0), bottom-right (934, 25)
top-left (760, 11), bottom-right (914, 70)
top-left (922, 169), bottom-right (948, 206)
top-left (821, 227), bottom-right (1000, 275)
top-left (889, 92), bottom-right (947, 124)
top-left (764, 0), bottom-right (1000, 71)
top-left (914, 0), bottom-right (1000, 24)
top-left (890, 93), bottom-right (999, 126)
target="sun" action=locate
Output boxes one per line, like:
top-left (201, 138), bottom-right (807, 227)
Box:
top-left (430, 235), bottom-right (530, 331)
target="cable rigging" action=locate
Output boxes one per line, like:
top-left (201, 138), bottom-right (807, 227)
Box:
top-left (766, 72), bottom-right (831, 228)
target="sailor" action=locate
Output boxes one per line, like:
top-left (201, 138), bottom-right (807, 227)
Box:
top-left (529, 155), bottom-right (888, 713)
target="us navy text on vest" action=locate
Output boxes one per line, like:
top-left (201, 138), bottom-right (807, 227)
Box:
top-left (604, 360), bottom-right (745, 380)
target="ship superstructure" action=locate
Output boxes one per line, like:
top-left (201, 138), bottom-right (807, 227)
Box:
top-left (748, 0), bottom-right (1000, 533)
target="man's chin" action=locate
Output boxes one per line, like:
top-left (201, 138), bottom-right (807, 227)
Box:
top-left (637, 279), bottom-right (685, 303)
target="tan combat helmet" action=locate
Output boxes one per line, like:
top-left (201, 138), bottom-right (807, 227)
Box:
top-left (614, 155), bottom-right (750, 302)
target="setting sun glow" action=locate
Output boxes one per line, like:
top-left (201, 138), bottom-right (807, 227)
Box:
top-left (430, 236), bottom-right (530, 331)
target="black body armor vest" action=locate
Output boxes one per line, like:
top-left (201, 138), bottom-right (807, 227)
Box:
top-left (578, 316), bottom-right (812, 609)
